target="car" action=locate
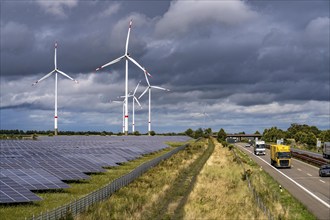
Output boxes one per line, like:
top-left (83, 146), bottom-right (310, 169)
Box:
top-left (319, 164), bottom-right (330, 177)
top-left (245, 143), bottom-right (251, 147)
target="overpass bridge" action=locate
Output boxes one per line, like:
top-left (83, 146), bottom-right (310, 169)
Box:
top-left (213, 133), bottom-right (262, 141)
top-left (226, 134), bottom-right (262, 141)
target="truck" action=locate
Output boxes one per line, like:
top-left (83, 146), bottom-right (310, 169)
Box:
top-left (270, 144), bottom-right (291, 168)
top-left (253, 140), bottom-right (266, 155)
top-left (323, 142), bottom-right (330, 159)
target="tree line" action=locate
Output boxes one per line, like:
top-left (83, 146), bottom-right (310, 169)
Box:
top-left (184, 123), bottom-right (330, 149)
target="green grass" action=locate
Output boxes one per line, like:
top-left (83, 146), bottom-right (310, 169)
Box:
top-left (0, 141), bottom-right (189, 220)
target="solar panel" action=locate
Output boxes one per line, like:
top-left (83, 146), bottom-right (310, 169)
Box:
top-left (1, 169), bottom-right (70, 190)
top-left (0, 135), bottom-right (191, 204)
top-left (0, 177), bottom-right (42, 203)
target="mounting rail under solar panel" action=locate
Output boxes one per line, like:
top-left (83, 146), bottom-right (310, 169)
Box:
top-left (0, 177), bottom-right (41, 203)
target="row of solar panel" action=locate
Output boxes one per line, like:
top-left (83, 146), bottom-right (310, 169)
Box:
top-left (0, 136), bottom-right (190, 203)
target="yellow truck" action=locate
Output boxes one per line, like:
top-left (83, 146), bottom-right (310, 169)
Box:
top-left (270, 145), bottom-right (291, 168)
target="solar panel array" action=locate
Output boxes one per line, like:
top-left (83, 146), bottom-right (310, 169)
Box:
top-left (0, 135), bottom-right (190, 203)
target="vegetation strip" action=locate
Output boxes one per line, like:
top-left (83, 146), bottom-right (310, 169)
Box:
top-left (153, 138), bottom-right (215, 219)
top-left (183, 139), bottom-right (268, 219)
top-left (75, 138), bottom-right (210, 219)
top-left (231, 146), bottom-right (274, 219)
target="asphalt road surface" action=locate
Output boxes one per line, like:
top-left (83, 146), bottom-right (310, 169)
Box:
top-left (236, 143), bottom-right (330, 220)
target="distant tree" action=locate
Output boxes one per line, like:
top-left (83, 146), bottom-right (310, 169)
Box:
top-left (254, 130), bottom-right (261, 135)
top-left (217, 128), bottom-right (227, 142)
top-left (194, 128), bottom-right (204, 139)
top-left (319, 130), bottom-right (330, 142)
top-left (150, 131), bottom-right (156, 136)
top-left (185, 128), bottom-right (194, 138)
top-left (133, 131), bottom-right (141, 136)
top-left (204, 128), bottom-right (212, 137)
top-left (288, 123), bottom-right (320, 138)
top-left (305, 132), bottom-right (317, 147)
top-left (263, 127), bottom-right (286, 142)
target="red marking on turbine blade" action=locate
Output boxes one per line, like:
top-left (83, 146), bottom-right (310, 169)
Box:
top-left (125, 115), bottom-right (128, 118)
top-left (54, 116), bottom-right (58, 118)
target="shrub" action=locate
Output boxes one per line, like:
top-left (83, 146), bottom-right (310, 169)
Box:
top-left (32, 133), bottom-right (38, 140)
top-left (133, 131), bottom-right (141, 136)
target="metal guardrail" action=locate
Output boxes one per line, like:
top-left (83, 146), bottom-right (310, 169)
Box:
top-left (232, 147), bottom-right (275, 220)
top-left (291, 152), bottom-right (328, 167)
top-left (31, 144), bottom-right (188, 220)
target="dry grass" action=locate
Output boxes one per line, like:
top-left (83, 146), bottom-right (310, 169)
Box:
top-left (183, 139), bottom-right (267, 219)
top-left (76, 139), bottom-right (209, 220)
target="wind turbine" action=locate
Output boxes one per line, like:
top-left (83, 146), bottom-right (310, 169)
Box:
top-left (32, 42), bottom-right (78, 135)
top-left (138, 72), bottom-right (169, 135)
top-left (96, 19), bottom-right (151, 135)
top-left (111, 98), bottom-right (126, 134)
top-left (127, 81), bottom-right (142, 132)
top-left (193, 106), bottom-right (210, 131)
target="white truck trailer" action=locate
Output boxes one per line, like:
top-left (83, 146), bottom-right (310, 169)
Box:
top-left (323, 142), bottom-right (330, 159)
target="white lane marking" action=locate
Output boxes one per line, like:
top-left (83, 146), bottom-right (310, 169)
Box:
top-left (307, 173), bottom-right (312, 177)
top-left (237, 144), bottom-right (330, 209)
top-left (297, 168), bottom-right (302, 171)
top-left (319, 180), bottom-right (326, 183)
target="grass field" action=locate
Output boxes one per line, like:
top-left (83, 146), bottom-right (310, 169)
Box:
top-left (75, 138), bottom-right (211, 220)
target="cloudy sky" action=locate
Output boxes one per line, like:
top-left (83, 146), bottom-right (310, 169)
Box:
top-left (1, 0), bottom-right (329, 134)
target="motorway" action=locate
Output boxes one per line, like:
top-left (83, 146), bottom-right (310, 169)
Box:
top-left (235, 143), bottom-right (330, 220)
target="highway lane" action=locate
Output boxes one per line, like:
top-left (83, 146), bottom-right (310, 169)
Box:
top-left (235, 143), bottom-right (330, 220)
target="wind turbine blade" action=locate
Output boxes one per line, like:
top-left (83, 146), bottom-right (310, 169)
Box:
top-left (32, 70), bottom-right (55, 86)
top-left (151, 86), bottom-right (169, 91)
top-left (112, 100), bottom-right (123, 104)
top-left (54, 42), bottom-right (57, 69)
top-left (128, 57), bottom-right (152, 87)
top-left (133, 80), bottom-right (141, 96)
top-left (134, 96), bottom-right (142, 108)
top-left (138, 87), bottom-right (149, 99)
top-left (125, 19), bottom-right (132, 55)
top-left (96, 55), bottom-right (125, 71)
top-left (57, 70), bottom-right (78, 83)
top-left (143, 70), bottom-right (151, 87)
top-left (126, 56), bottom-right (143, 71)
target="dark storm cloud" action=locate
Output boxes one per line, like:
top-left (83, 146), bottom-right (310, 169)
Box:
top-left (1, 0), bottom-right (329, 133)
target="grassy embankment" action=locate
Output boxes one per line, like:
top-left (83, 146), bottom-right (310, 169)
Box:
top-left (0, 141), bottom-right (189, 220)
top-left (76, 138), bottom-right (212, 220)
top-left (76, 138), bottom-right (265, 219)
top-left (76, 138), bottom-right (315, 220)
